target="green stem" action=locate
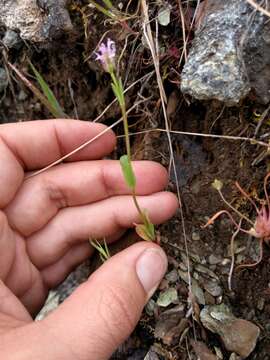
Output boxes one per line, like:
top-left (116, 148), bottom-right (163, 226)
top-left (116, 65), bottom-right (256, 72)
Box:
top-left (132, 191), bottom-right (145, 221)
top-left (109, 69), bottom-right (154, 239)
top-left (121, 105), bottom-right (132, 161)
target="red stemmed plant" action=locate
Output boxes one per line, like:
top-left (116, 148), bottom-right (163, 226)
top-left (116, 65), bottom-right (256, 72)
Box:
top-left (203, 173), bottom-right (270, 289)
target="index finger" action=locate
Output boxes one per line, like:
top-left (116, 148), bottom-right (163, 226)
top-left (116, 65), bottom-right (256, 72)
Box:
top-left (0, 119), bottom-right (116, 207)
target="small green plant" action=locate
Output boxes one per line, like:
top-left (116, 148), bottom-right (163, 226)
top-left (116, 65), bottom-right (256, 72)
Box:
top-left (89, 0), bottom-right (122, 20)
top-left (29, 62), bottom-right (67, 119)
top-left (90, 238), bottom-right (111, 262)
top-left (95, 39), bottom-right (155, 241)
top-left (8, 61), bottom-right (67, 119)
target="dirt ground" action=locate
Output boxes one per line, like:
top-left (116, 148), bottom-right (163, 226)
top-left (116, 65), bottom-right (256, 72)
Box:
top-left (1, 1), bottom-right (270, 359)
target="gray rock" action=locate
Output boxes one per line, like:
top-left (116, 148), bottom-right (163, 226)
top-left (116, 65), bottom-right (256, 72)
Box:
top-left (157, 288), bottom-right (178, 307)
top-left (208, 254), bottom-right (222, 265)
top-left (2, 30), bottom-right (22, 49)
top-left (0, 0), bottom-right (72, 43)
top-left (203, 279), bottom-right (222, 297)
top-left (192, 278), bottom-right (205, 305)
top-left (165, 269), bottom-right (179, 283)
top-left (144, 350), bottom-right (160, 360)
top-left (181, 0), bottom-right (269, 104)
top-left (200, 304), bottom-right (260, 358)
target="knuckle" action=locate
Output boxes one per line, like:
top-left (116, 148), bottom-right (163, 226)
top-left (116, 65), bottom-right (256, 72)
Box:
top-left (42, 177), bottom-right (68, 209)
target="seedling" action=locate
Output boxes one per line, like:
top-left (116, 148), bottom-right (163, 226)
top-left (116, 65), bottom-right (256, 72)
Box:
top-left (90, 238), bottom-right (111, 262)
top-left (95, 38), bottom-right (155, 241)
top-left (204, 174), bottom-right (270, 275)
top-left (8, 61), bottom-right (67, 119)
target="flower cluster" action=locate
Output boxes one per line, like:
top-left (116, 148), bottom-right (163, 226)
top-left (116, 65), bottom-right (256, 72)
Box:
top-left (95, 38), bottom-right (116, 72)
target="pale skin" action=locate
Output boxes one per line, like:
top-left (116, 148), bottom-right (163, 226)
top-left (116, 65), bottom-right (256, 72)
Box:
top-left (0, 120), bottom-right (178, 359)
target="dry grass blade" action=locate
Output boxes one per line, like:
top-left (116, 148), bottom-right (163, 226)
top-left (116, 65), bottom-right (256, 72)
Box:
top-left (228, 219), bottom-right (242, 291)
top-left (245, 0), bottom-right (270, 17)
top-left (141, 0), bottom-right (195, 338)
top-left (119, 128), bottom-right (270, 149)
top-left (27, 98), bottom-right (148, 178)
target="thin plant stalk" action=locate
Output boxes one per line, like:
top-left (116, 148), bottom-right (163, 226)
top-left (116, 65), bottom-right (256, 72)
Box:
top-left (109, 65), bottom-right (154, 240)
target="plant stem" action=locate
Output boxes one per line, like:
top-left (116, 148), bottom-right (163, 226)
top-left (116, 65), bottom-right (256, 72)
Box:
top-left (121, 105), bottom-right (132, 161)
top-left (132, 191), bottom-right (145, 219)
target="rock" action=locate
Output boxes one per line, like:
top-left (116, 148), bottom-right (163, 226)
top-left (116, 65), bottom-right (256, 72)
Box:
top-left (195, 264), bottom-right (219, 280)
top-left (178, 269), bottom-right (189, 284)
top-left (36, 291), bottom-right (59, 320)
top-left (145, 299), bottom-right (156, 316)
top-left (0, 68), bottom-right (8, 93)
top-left (192, 231), bottom-right (200, 241)
top-left (192, 278), bottom-right (205, 305)
top-left (200, 304), bottom-right (260, 358)
top-left (203, 279), bottom-right (222, 297)
top-left (144, 350), bottom-right (160, 360)
top-left (154, 305), bottom-right (187, 345)
top-left (191, 340), bottom-right (218, 360)
top-left (208, 254), bottom-right (222, 265)
top-left (165, 269), bottom-right (179, 283)
top-left (156, 288), bottom-right (178, 307)
top-left (229, 354), bottom-right (241, 360)
top-left (0, 0), bottom-right (72, 43)
top-left (257, 297), bottom-right (265, 311)
top-left (2, 30), bottom-right (22, 49)
top-left (181, 0), bottom-right (270, 104)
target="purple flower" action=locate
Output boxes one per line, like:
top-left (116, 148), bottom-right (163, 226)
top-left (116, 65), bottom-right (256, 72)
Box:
top-left (95, 38), bottom-right (116, 72)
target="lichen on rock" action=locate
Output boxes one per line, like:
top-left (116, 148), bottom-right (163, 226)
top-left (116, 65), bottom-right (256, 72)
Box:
top-left (0, 0), bottom-right (72, 43)
top-left (181, 0), bottom-right (269, 105)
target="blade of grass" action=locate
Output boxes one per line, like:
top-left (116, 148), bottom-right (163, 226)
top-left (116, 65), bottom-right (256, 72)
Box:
top-left (29, 62), bottom-right (67, 119)
top-left (8, 62), bottom-right (67, 119)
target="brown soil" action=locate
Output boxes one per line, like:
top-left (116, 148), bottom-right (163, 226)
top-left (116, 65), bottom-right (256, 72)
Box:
top-left (1, 1), bottom-right (270, 359)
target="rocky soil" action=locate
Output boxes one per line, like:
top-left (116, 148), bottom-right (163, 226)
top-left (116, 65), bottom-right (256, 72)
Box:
top-left (2, 0), bottom-right (270, 359)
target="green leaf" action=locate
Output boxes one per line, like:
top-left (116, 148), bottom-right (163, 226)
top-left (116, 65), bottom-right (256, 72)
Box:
top-left (142, 210), bottom-right (155, 239)
top-left (120, 155), bottom-right (136, 189)
top-left (90, 239), bottom-right (110, 262)
top-left (135, 211), bottom-right (155, 241)
top-left (135, 224), bottom-right (151, 241)
top-left (29, 62), bottom-right (67, 119)
top-left (111, 82), bottom-right (119, 100)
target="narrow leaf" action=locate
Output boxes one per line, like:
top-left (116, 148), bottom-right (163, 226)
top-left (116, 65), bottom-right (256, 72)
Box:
top-left (135, 224), bottom-right (153, 241)
top-left (29, 62), bottom-right (67, 118)
top-left (120, 155), bottom-right (136, 189)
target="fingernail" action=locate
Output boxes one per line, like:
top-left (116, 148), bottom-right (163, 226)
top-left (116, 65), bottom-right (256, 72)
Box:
top-left (136, 248), bottom-right (167, 298)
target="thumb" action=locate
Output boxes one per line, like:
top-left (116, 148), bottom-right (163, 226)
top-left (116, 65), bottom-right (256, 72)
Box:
top-left (39, 242), bottom-right (167, 359)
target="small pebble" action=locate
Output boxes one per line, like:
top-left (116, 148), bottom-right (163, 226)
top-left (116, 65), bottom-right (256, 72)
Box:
top-left (157, 288), bottom-right (178, 307)
top-left (165, 269), bottom-right (179, 283)
top-left (257, 298), bottom-right (265, 311)
top-left (3, 30), bottom-right (22, 49)
top-left (192, 231), bottom-right (200, 241)
top-left (209, 254), bottom-right (221, 265)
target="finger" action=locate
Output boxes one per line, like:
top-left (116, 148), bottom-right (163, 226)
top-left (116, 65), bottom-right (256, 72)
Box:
top-left (0, 120), bottom-right (116, 169)
top-left (27, 192), bottom-right (178, 268)
top-left (41, 243), bottom-right (93, 288)
top-left (42, 230), bottom-right (125, 288)
top-left (0, 120), bottom-right (116, 207)
top-left (36, 242), bottom-right (167, 360)
top-left (0, 212), bottom-right (16, 280)
top-left (0, 280), bottom-right (32, 323)
top-left (5, 161), bottom-right (168, 236)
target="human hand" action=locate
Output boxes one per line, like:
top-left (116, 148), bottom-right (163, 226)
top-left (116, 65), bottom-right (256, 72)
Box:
top-left (0, 120), bottom-right (177, 359)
